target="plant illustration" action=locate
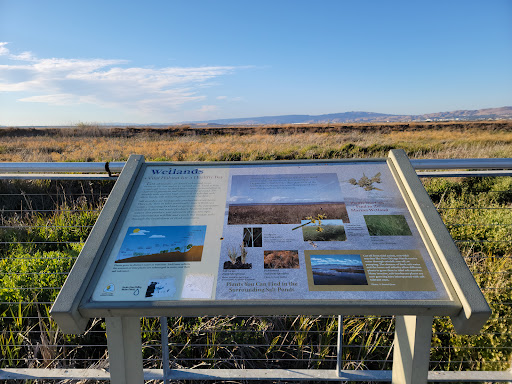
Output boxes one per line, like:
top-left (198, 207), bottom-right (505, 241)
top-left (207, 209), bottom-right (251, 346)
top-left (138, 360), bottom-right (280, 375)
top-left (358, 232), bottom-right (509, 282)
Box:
top-left (348, 172), bottom-right (383, 191)
top-left (228, 247), bottom-right (238, 265)
top-left (224, 243), bottom-right (251, 269)
top-left (240, 244), bottom-right (247, 264)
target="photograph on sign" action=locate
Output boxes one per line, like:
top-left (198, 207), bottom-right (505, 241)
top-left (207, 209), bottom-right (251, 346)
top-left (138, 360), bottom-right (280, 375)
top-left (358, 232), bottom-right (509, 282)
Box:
top-left (264, 250), bottom-right (300, 269)
top-left (308, 253), bottom-right (367, 286)
top-left (304, 250), bottom-right (436, 292)
top-left (227, 173), bottom-right (349, 224)
top-left (300, 219), bottom-right (347, 242)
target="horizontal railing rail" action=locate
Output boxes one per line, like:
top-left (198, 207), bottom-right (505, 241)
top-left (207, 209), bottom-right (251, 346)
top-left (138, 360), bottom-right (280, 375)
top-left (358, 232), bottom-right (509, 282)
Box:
top-left (1, 158), bottom-right (511, 180)
top-left (0, 161), bottom-right (126, 173)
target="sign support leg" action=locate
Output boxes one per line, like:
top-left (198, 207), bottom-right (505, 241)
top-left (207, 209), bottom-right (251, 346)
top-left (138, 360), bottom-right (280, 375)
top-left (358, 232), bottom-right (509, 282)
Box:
top-left (392, 315), bottom-right (433, 384)
top-left (106, 317), bottom-right (144, 384)
top-left (160, 316), bottom-right (171, 383)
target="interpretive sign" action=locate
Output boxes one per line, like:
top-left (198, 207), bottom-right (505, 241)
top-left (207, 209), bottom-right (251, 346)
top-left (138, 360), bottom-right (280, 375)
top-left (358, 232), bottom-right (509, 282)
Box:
top-left (91, 160), bottom-right (445, 303)
top-left (51, 151), bottom-right (490, 336)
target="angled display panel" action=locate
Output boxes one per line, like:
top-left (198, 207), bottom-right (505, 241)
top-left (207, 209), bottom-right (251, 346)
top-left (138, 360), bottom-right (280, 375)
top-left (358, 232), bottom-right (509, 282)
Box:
top-left (51, 151), bottom-right (490, 334)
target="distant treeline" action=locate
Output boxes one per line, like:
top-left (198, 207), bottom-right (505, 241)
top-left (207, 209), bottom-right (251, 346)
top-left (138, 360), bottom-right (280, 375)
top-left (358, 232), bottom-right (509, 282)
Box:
top-left (1, 120), bottom-right (511, 138)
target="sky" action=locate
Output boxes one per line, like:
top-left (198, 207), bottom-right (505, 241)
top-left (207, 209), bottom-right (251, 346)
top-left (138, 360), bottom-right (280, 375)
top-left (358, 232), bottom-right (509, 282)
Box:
top-left (310, 254), bottom-right (363, 267)
top-left (0, 0), bottom-right (511, 126)
top-left (230, 173), bottom-right (343, 204)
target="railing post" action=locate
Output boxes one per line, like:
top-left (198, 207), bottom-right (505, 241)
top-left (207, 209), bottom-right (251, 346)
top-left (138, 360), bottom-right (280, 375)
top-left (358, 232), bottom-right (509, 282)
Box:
top-left (392, 315), bottom-right (433, 384)
top-left (161, 316), bottom-right (171, 383)
top-left (105, 317), bottom-right (144, 384)
top-left (336, 315), bottom-right (343, 376)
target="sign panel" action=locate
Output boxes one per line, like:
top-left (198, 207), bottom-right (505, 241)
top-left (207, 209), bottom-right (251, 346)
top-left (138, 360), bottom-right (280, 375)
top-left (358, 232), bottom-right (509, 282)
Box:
top-left (90, 161), bottom-right (450, 303)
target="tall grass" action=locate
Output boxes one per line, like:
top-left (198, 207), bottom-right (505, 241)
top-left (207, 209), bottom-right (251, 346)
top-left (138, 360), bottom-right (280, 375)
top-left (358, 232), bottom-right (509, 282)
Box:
top-left (1, 123), bottom-right (512, 162)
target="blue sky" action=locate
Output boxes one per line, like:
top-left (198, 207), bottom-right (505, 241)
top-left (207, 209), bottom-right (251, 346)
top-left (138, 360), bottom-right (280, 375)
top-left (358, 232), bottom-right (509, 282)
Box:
top-left (1, 0), bottom-right (511, 125)
top-left (229, 173), bottom-right (342, 204)
top-left (310, 254), bottom-right (363, 267)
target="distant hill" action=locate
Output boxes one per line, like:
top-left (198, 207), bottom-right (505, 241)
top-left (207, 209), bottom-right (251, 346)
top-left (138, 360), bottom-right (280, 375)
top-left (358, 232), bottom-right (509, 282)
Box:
top-left (420, 107), bottom-right (512, 121)
top-left (190, 106), bottom-right (512, 126)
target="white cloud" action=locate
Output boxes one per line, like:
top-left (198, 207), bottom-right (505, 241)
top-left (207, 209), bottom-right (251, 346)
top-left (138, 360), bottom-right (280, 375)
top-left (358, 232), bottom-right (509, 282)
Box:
top-left (216, 95), bottom-right (243, 102)
top-left (149, 235), bottom-right (166, 239)
top-left (18, 93), bottom-right (92, 106)
top-left (198, 105), bottom-right (218, 113)
top-left (0, 42), bottom-right (9, 56)
top-left (10, 51), bottom-right (37, 61)
top-left (129, 229), bottom-right (150, 236)
top-left (229, 195), bottom-right (254, 203)
top-left (270, 196), bottom-right (289, 202)
top-left (0, 42), bottom-right (242, 118)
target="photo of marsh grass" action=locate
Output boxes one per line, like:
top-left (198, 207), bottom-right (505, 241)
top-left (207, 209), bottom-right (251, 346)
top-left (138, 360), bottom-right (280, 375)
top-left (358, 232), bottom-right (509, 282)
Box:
top-left (264, 250), bottom-right (300, 269)
top-left (228, 202), bottom-right (349, 225)
top-left (302, 220), bottom-right (346, 242)
top-left (364, 214), bottom-right (412, 236)
top-left (310, 254), bottom-right (367, 286)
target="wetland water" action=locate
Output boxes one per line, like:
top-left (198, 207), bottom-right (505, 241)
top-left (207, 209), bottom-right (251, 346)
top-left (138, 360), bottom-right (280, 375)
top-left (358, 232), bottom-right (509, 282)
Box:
top-left (312, 265), bottom-right (368, 285)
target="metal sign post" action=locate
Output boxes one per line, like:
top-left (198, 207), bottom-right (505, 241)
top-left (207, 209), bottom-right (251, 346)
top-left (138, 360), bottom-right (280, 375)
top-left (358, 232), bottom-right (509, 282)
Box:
top-left (105, 317), bottom-right (144, 384)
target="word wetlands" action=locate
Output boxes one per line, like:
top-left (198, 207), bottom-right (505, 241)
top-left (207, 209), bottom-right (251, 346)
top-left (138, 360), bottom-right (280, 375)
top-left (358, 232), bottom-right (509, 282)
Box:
top-left (151, 168), bottom-right (204, 175)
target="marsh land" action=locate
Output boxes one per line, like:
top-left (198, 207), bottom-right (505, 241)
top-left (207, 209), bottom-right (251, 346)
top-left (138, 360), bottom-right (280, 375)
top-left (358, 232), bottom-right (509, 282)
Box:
top-left (0, 120), bottom-right (511, 162)
top-left (0, 120), bottom-right (511, 372)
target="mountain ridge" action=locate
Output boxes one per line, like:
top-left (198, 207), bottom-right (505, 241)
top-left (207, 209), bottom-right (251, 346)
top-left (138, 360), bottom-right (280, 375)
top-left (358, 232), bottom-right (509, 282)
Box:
top-left (189, 106), bottom-right (512, 126)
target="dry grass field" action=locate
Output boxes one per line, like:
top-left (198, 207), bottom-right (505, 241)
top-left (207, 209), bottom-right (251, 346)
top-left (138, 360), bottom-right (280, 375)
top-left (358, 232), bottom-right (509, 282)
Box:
top-left (228, 203), bottom-right (349, 225)
top-left (0, 121), bottom-right (511, 162)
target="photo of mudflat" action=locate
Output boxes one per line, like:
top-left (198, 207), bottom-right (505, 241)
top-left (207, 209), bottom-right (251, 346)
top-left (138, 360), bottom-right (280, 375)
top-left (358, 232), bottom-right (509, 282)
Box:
top-left (364, 215), bottom-right (412, 236)
top-left (264, 250), bottom-right (300, 269)
top-left (302, 221), bottom-right (346, 242)
top-left (229, 202), bottom-right (349, 225)
top-left (115, 225), bottom-right (206, 263)
top-left (310, 254), bottom-right (367, 285)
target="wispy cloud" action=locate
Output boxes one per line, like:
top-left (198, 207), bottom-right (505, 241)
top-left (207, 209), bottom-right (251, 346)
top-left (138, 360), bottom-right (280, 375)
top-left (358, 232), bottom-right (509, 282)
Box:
top-left (0, 42), bottom-right (241, 117)
top-left (0, 42), bottom-right (9, 56)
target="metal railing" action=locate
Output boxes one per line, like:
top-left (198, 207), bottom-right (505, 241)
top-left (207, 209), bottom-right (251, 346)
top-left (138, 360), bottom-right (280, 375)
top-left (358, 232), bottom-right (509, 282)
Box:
top-left (1, 158), bottom-right (512, 179)
top-left (0, 158), bottom-right (511, 382)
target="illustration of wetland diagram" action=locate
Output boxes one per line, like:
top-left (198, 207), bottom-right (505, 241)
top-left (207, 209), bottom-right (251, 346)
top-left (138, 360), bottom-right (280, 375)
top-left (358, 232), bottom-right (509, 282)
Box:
top-left (115, 225), bottom-right (206, 263)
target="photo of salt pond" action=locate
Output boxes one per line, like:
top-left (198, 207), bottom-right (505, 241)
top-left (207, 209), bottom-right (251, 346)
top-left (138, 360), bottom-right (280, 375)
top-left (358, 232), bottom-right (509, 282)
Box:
top-left (310, 254), bottom-right (368, 286)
